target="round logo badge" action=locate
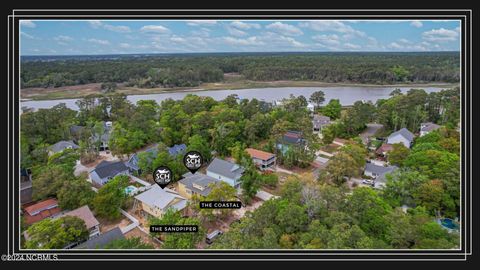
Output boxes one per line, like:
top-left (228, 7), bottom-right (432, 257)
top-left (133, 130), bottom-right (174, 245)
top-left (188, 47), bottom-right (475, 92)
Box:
top-left (183, 151), bottom-right (203, 174)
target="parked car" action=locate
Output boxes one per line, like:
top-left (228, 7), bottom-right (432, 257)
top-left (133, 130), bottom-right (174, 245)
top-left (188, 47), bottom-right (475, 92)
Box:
top-left (206, 230), bottom-right (223, 244)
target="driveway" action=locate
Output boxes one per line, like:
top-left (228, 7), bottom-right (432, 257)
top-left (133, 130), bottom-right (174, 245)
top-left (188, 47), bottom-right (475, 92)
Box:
top-left (360, 123), bottom-right (384, 144)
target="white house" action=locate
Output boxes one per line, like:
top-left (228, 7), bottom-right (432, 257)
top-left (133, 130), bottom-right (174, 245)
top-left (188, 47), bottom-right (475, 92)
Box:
top-left (386, 128), bottom-right (415, 148)
top-left (206, 158), bottom-right (245, 188)
top-left (134, 185), bottom-right (187, 218)
top-left (420, 122), bottom-right (441, 137)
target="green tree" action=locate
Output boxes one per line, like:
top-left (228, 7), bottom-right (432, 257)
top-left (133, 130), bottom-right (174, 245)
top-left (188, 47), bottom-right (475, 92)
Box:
top-left (388, 143), bottom-right (410, 166)
top-left (25, 216), bottom-right (89, 249)
top-left (309, 90), bottom-right (325, 107)
top-left (240, 164), bottom-right (262, 204)
top-left (57, 179), bottom-right (95, 210)
top-left (321, 99), bottom-right (342, 120)
top-left (32, 165), bottom-right (75, 200)
top-left (93, 175), bottom-right (129, 220)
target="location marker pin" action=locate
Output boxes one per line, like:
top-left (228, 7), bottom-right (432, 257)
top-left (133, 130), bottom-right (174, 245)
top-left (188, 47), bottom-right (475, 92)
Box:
top-left (183, 151), bottom-right (203, 174)
top-left (153, 166), bottom-right (173, 189)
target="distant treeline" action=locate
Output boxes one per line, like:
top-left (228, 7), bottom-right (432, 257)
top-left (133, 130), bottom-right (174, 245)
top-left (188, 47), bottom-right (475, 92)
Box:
top-left (21, 52), bottom-right (460, 88)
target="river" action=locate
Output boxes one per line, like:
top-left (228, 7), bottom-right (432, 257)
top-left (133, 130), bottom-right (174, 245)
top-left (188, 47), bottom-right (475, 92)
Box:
top-left (21, 86), bottom-right (449, 111)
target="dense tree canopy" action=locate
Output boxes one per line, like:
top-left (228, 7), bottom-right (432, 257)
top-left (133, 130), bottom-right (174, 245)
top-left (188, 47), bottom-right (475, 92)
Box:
top-left (21, 52), bottom-right (460, 89)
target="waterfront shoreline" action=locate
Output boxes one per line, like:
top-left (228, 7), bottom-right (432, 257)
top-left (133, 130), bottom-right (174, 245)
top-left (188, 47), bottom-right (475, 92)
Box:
top-left (20, 80), bottom-right (458, 101)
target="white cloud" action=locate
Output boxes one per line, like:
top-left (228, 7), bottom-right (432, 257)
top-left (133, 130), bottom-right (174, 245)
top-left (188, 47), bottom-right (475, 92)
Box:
top-left (88, 20), bottom-right (102, 29)
top-left (230, 21), bottom-right (261, 30)
top-left (88, 38), bottom-right (110, 45)
top-left (410, 20), bottom-right (423, 28)
top-left (140, 25), bottom-right (171, 34)
top-left (226, 26), bottom-right (248, 37)
top-left (312, 34), bottom-right (341, 46)
top-left (54, 35), bottom-right (73, 42)
top-left (20, 20), bottom-right (36, 28)
top-left (266, 22), bottom-right (303, 36)
top-left (301, 21), bottom-right (357, 34)
top-left (103, 24), bottom-right (131, 33)
top-left (422, 28), bottom-right (459, 42)
top-left (222, 36), bottom-right (265, 46)
top-left (20, 32), bottom-right (34, 39)
top-left (119, 43), bottom-right (131, 48)
top-left (187, 20), bottom-right (217, 27)
top-left (343, 43), bottom-right (361, 50)
top-left (88, 20), bottom-right (131, 33)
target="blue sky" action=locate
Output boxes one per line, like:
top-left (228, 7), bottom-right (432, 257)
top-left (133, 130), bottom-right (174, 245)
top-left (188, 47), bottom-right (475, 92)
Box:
top-left (19, 20), bottom-right (461, 55)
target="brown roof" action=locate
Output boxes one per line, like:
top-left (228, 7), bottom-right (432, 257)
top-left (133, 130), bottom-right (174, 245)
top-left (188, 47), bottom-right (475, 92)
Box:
top-left (23, 198), bottom-right (61, 225)
top-left (63, 205), bottom-right (99, 230)
top-left (376, 144), bottom-right (394, 154)
top-left (24, 198), bottom-right (58, 216)
top-left (246, 148), bottom-right (275, 161)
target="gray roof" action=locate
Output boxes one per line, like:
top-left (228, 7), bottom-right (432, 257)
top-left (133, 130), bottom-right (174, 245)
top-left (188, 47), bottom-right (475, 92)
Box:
top-left (365, 163), bottom-right (397, 175)
top-left (49, 140), bottom-right (79, 153)
top-left (135, 185), bottom-right (187, 211)
top-left (126, 144), bottom-right (159, 171)
top-left (92, 160), bottom-right (128, 179)
top-left (179, 172), bottom-right (220, 197)
top-left (313, 115), bottom-right (331, 129)
top-left (280, 130), bottom-right (305, 145)
top-left (388, 128), bottom-right (414, 142)
top-left (206, 158), bottom-right (245, 180)
top-left (74, 227), bottom-right (124, 249)
top-left (69, 125), bottom-right (84, 135)
top-left (421, 122), bottom-right (441, 132)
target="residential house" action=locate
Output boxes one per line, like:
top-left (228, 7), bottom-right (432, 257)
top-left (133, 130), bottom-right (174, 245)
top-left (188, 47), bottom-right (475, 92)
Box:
top-left (20, 168), bottom-right (33, 205)
top-left (134, 185), bottom-right (187, 219)
top-left (92, 121), bottom-right (113, 151)
top-left (62, 205), bottom-right (100, 238)
top-left (376, 143), bottom-right (394, 157)
top-left (206, 158), bottom-right (245, 188)
top-left (420, 122), bottom-right (441, 137)
top-left (48, 140), bottom-right (79, 156)
top-left (126, 143), bottom-right (187, 175)
top-left (364, 163), bottom-right (398, 189)
top-left (89, 160), bottom-right (129, 186)
top-left (73, 227), bottom-right (124, 249)
top-left (245, 148), bottom-right (276, 171)
top-left (276, 130), bottom-right (306, 154)
top-left (168, 144), bottom-right (187, 156)
top-left (312, 115), bottom-right (331, 133)
top-left (23, 198), bottom-right (62, 225)
top-left (126, 144), bottom-right (159, 175)
top-left (386, 128), bottom-right (414, 148)
top-left (178, 172), bottom-right (220, 199)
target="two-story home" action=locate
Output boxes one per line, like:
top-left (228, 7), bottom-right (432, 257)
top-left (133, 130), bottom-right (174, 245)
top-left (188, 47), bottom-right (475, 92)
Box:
top-left (386, 128), bottom-right (415, 148)
top-left (62, 205), bottom-right (100, 238)
top-left (134, 185), bottom-right (187, 219)
top-left (245, 148), bottom-right (276, 171)
top-left (420, 122), bottom-right (441, 137)
top-left (89, 160), bottom-right (129, 186)
top-left (92, 121), bottom-right (113, 151)
top-left (312, 115), bottom-right (331, 133)
top-left (206, 158), bottom-right (245, 188)
top-left (177, 172), bottom-right (220, 199)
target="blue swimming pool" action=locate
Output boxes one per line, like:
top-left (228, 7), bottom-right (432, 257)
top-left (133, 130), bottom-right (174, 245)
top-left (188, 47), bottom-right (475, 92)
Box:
top-left (440, 218), bottom-right (459, 230)
top-left (124, 185), bottom-right (138, 195)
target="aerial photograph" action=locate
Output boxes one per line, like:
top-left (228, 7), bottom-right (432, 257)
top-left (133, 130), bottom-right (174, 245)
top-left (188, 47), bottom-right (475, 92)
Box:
top-left (19, 19), bottom-right (461, 250)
